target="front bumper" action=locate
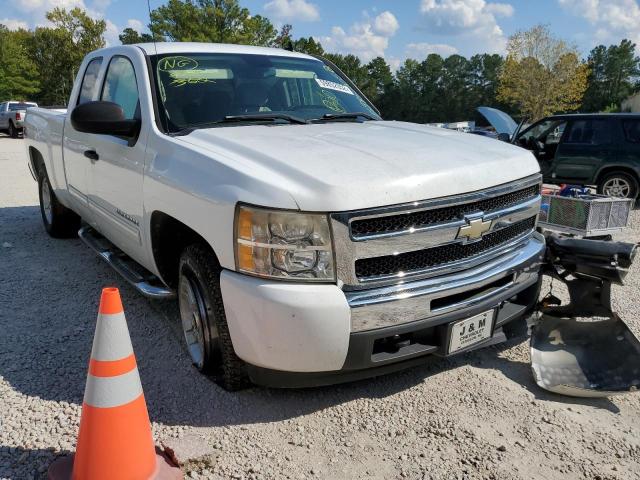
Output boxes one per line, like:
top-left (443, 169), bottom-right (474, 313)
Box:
top-left (220, 232), bottom-right (545, 387)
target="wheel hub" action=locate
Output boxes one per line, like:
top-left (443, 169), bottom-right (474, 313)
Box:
top-left (41, 178), bottom-right (53, 225)
top-left (179, 275), bottom-right (207, 369)
top-left (603, 178), bottom-right (631, 198)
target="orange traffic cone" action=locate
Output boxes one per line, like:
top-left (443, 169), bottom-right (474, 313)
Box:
top-left (48, 287), bottom-right (182, 480)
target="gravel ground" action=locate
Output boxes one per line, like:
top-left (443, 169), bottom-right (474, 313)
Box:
top-left (1, 135), bottom-right (640, 480)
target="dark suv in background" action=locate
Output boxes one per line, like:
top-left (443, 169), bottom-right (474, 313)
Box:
top-left (515, 114), bottom-right (640, 199)
top-left (476, 108), bottom-right (640, 200)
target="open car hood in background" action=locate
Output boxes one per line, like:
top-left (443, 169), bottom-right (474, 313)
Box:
top-left (477, 106), bottom-right (518, 136)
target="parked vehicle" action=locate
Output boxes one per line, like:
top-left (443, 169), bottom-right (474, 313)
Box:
top-left (24, 43), bottom-right (545, 390)
top-left (477, 108), bottom-right (640, 200)
top-left (0, 101), bottom-right (38, 138)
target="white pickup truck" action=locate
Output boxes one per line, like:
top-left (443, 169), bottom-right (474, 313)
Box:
top-left (1, 100), bottom-right (37, 138)
top-left (24, 43), bottom-right (544, 390)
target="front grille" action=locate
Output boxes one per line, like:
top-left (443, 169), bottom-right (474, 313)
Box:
top-left (351, 184), bottom-right (539, 238)
top-left (355, 217), bottom-right (536, 279)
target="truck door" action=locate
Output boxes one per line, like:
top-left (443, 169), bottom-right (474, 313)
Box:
top-left (87, 54), bottom-right (147, 264)
top-left (63, 56), bottom-right (104, 220)
top-left (552, 118), bottom-right (612, 183)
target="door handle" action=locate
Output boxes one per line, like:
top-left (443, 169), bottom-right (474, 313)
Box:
top-left (84, 150), bottom-right (99, 162)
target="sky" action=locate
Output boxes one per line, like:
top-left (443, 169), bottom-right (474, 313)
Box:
top-left (2, 0), bottom-right (640, 69)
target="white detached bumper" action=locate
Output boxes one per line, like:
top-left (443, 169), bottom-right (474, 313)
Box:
top-left (220, 271), bottom-right (351, 372)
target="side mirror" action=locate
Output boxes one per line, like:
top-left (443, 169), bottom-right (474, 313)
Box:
top-left (70, 101), bottom-right (140, 138)
top-left (496, 132), bottom-right (511, 142)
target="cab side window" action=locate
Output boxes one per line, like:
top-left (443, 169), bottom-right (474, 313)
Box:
top-left (564, 119), bottom-right (611, 145)
top-left (77, 57), bottom-right (103, 106)
top-left (101, 56), bottom-right (140, 120)
top-left (622, 120), bottom-right (640, 144)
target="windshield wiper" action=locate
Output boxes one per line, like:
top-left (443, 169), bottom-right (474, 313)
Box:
top-left (171, 113), bottom-right (309, 135)
top-left (220, 114), bottom-right (309, 125)
top-left (310, 112), bottom-right (377, 123)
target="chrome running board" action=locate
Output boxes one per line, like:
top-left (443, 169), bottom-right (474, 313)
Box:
top-left (78, 226), bottom-right (175, 299)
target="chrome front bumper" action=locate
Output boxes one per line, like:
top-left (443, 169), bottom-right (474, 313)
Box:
top-left (346, 232), bottom-right (545, 332)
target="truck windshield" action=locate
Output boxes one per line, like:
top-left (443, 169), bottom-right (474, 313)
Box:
top-left (152, 53), bottom-right (380, 132)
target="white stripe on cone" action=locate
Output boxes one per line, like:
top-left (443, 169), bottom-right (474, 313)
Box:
top-left (84, 367), bottom-right (144, 408)
top-left (90, 312), bottom-right (135, 361)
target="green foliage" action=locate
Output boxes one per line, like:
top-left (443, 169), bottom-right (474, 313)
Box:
top-left (582, 39), bottom-right (640, 112)
top-left (119, 27), bottom-right (154, 45)
top-left (497, 25), bottom-right (589, 121)
top-left (0, 26), bottom-right (40, 100)
top-left (149, 0), bottom-right (276, 46)
top-left (27, 8), bottom-right (106, 105)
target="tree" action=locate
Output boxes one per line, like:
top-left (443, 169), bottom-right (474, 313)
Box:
top-left (119, 27), bottom-right (154, 45)
top-left (292, 36), bottom-right (324, 56)
top-left (27, 8), bottom-right (105, 105)
top-left (497, 25), bottom-right (589, 121)
top-left (0, 26), bottom-right (40, 100)
top-left (583, 40), bottom-right (640, 112)
top-left (150, 0), bottom-right (276, 46)
top-left (363, 57), bottom-right (393, 107)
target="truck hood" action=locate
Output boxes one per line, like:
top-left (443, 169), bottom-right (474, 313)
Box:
top-left (178, 120), bottom-right (539, 211)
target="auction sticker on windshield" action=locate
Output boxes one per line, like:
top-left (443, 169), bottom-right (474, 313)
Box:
top-left (448, 309), bottom-right (495, 354)
top-left (315, 78), bottom-right (354, 95)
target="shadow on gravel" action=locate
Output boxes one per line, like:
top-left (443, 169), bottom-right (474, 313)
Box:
top-left (0, 204), bottom-right (620, 434)
top-left (0, 445), bottom-right (70, 480)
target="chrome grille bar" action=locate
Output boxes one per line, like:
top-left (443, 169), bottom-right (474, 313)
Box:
top-left (330, 174), bottom-right (542, 289)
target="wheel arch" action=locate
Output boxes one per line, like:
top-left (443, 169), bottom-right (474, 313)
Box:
top-left (28, 146), bottom-right (45, 181)
top-left (149, 211), bottom-right (222, 289)
top-left (594, 165), bottom-right (640, 186)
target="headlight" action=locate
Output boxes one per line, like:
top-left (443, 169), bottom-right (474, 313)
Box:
top-left (234, 205), bottom-right (335, 281)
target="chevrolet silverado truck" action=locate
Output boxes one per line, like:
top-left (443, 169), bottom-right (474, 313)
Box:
top-left (24, 43), bottom-right (544, 390)
top-left (0, 100), bottom-right (37, 138)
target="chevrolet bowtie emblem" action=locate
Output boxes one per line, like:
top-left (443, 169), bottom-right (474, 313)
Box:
top-left (457, 217), bottom-right (492, 241)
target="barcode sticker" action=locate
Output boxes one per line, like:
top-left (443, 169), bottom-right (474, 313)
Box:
top-left (315, 78), bottom-right (354, 95)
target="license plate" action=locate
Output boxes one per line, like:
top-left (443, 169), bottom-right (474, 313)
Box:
top-left (448, 309), bottom-right (495, 354)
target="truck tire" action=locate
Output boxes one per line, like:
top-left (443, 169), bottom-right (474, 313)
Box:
top-left (8, 121), bottom-right (18, 139)
top-left (597, 171), bottom-right (639, 200)
top-left (178, 244), bottom-right (250, 391)
top-left (38, 171), bottom-right (81, 238)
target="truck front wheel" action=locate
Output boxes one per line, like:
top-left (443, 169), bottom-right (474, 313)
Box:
top-left (178, 244), bottom-right (249, 391)
top-left (38, 171), bottom-right (81, 238)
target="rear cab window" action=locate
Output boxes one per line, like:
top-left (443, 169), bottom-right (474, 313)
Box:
top-left (77, 57), bottom-right (103, 106)
top-left (8, 103), bottom-right (37, 111)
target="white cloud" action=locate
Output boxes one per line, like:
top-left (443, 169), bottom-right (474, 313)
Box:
top-left (264, 0), bottom-right (320, 22)
top-left (126, 19), bottom-right (144, 31)
top-left (418, 0), bottom-right (513, 53)
top-left (406, 42), bottom-right (459, 58)
top-left (318, 11), bottom-right (399, 62)
top-left (104, 19), bottom-right (119, 46)
top-left (558, 0), bottom-right (640, 46)
top-left (1, 18), bottom-right (29, 30)
top-left (373, 11), bottom-right (399, 36)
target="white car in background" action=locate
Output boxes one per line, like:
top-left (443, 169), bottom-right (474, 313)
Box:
top-left (0, 101), bottom-right (38, 138)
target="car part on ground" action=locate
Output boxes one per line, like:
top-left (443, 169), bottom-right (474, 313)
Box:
top-left (538, 191), bottom-right (633, 236)
top-left (531, 232), bottom-right (640, 397)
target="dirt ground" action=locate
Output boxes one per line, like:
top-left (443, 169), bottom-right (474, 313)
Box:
top-left (1, 135), bottom-right (639, 480)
